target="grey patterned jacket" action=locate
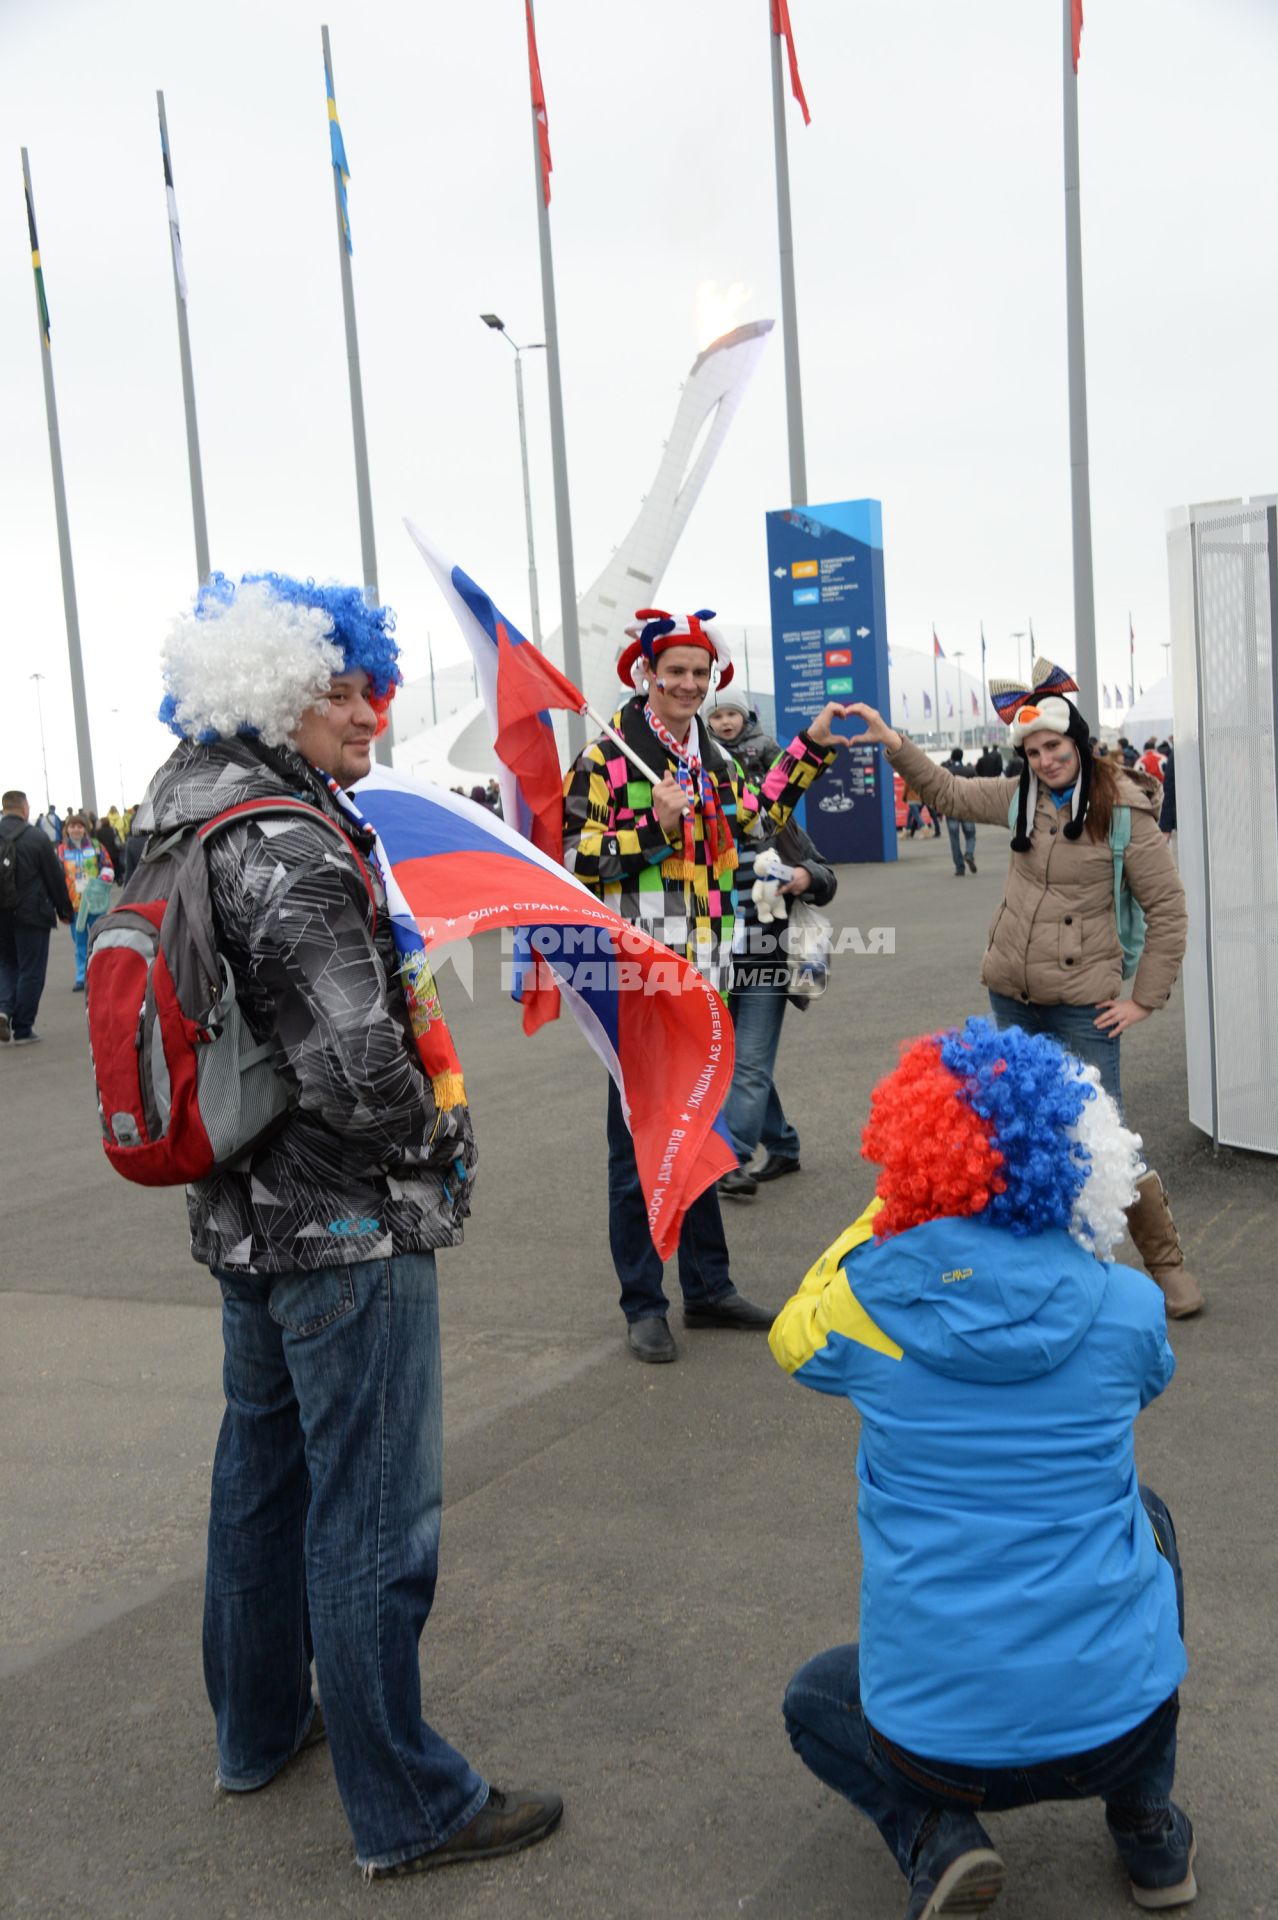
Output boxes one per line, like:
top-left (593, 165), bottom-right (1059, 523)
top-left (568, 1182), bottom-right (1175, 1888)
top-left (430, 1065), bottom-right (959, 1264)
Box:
top-left (136, 736), bottom-right (477, 1275)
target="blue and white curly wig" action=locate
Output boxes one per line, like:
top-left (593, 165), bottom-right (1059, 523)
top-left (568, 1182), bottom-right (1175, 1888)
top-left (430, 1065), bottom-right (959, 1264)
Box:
top-left (159, 571), bottom-right (401, 746)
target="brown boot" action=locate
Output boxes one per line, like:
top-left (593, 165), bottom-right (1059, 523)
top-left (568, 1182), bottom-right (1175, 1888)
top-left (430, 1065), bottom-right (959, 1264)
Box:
top-left (1125, 1172), bottom-right (1205, 1319)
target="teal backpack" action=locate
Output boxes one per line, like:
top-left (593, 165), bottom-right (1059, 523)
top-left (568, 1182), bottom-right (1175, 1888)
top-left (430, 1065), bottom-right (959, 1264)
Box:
top-left (1005, 793), bottom-right (1146, 980)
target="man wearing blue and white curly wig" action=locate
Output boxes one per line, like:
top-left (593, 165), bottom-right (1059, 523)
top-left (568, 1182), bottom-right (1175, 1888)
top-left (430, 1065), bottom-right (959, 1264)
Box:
top-left (137, 572), bottom-right (562, 1877)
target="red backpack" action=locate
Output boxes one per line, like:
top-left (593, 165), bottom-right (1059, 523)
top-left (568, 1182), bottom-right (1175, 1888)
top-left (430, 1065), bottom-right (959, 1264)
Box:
top-left (85, 798), bottom-right (376, 1186)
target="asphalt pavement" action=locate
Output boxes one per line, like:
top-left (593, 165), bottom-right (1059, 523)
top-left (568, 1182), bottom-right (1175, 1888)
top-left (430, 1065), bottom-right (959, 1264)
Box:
top-left (2, 827), bottom-right (1274, 1919)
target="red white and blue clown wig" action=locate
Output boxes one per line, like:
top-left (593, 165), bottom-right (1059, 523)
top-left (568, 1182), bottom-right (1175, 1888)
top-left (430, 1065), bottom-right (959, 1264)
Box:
top-left (616, 607), bottom-right (735, 693)
top-left (861, 1017), bottom-right (1144, 1259)
top-left (988, 656), bottom-right (1093, 853)
top-left (159, 571), bottom-right (401, 746)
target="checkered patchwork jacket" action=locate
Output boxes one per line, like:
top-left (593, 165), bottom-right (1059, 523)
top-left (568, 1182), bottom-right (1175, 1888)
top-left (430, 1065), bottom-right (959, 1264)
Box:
top-left (563, 696), bottom-right (836, 995)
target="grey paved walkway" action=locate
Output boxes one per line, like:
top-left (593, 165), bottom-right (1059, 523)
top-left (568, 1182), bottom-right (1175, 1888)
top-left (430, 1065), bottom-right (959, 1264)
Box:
top-left (2, 833), bottom-right (1274, 1917)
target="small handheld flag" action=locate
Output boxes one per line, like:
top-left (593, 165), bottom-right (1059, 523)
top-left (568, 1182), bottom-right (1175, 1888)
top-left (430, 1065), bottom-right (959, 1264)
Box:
top-left (526, 0), bottom-right (553, 206)
top-left (323, 37), bottom-right (352, 252)
top-left (771, 0), bottom-right (811, 125)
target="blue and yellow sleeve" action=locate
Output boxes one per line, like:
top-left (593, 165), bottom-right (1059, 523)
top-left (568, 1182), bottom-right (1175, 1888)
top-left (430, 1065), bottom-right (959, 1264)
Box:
top-left (769, 1198), bottom-right (903, 1396)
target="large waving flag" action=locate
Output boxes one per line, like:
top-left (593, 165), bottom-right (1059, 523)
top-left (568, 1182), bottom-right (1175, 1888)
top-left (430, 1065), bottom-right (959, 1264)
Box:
top-left (324, 39), bottom-right (352, 252)
top-left (771, 0), bottom-right (811, 125)
top-left (526, 0), bottom-right (553, 205)
top-left (353, 766), bottom-right (737, 1257)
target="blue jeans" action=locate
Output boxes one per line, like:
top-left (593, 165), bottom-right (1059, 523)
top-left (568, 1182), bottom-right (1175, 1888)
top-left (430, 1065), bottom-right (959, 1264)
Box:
top-left (0, 917), bottom-right (52, 1038)
top-left (988, 989), bottom-right (1123, 1112)
top-left (783, 1489), bottom-right (1190, 1899)
top-left (725, 976), bottom-right (800, 1165)
top-left (605, 1078), bottom-right (733, 1322)
top-left (947, 818), bottom-right (976, 871)
top-left (204, 1254), bottom-right (487, 1869)
top-left (70, 914), bottom-right (104, 985)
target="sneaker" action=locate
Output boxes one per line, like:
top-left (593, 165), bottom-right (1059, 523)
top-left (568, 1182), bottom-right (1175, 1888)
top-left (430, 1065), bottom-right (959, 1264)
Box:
top-left (965, 853), bottom-right (977, 873)
top-left (0, 1012), bottom-right (10, 1043)
top-left (367, 1786), bottom-right (563, 1877)
top-left (12, 1032), bottom-right (42, 1046)
top-left (1126, 1818), bottom-right (1198, 1910)
top-left (718, 1166), bottom-right (758, 1200)
top-left (72, 981), bottom-right (85, 993)
top-left (905, 1847), bottom-right (1006, 1918)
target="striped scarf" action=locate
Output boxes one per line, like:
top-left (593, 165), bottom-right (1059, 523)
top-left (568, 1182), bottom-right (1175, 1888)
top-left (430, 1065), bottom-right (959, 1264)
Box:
top-left (322, 775), bottom-right (467, 1115)
top-left (643, 704), bottom-right (729, 871)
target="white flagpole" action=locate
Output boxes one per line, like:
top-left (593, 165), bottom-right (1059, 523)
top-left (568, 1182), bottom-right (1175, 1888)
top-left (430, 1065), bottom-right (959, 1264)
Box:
top-left (22, 149), bottom-right (96, 812)
top-left (1063, 0), bottom-right (1098, 724)
top-left (157, 93), bottom-right (210, 584)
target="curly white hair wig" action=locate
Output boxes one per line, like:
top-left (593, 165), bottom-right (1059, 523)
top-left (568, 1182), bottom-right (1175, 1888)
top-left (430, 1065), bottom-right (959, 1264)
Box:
top-left (1064, 1062), bottom-right (1146, 1259)
top-left (160, 579), bottom-right (344, 747)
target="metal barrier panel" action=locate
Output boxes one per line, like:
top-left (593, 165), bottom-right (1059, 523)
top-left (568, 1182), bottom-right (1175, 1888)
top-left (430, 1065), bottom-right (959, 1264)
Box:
top-left (1168, 497), bottom-right (1278, 1153)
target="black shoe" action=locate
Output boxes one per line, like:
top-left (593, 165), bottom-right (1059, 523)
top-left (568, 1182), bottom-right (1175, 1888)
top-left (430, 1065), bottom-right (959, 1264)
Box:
top-left (369, 1786), bottom-right (564, 1877)
top-left (11, 1032), bottom-right (42, 1046)
top-left (718, 1166), bottom-right (758, 1200)
top-left (627, 1316), bottom-right (676, 1363)
top-left (953, 867), bottom-right (966, 877)
top-left (72, 981), bottom-right (85, 992)
top-left (0, 1012), bottom-right (10, 1043)
top-left (754, 1153), bottom-right (800, 1183)
top-left (683, 1289), bottom-right (773, 1331)
top-left (965, 852), bottom-right (977, 873)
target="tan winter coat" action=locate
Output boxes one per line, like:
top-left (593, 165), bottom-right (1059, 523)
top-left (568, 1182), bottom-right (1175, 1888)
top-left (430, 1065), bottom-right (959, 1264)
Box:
top-left (888, 737), bottom-right (1187, 1011)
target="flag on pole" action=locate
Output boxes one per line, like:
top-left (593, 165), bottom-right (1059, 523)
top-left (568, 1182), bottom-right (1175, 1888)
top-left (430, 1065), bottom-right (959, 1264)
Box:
top-left (901, 691), bottom-right (910, 719)
top-left (405, 521), bottom-right (580, 865)
top-left (352, 765), bottom-right (738, 1258)
top-left (25, 182), bottom-right (50, 345)
top-left (324, 39), bottom-right (352, 252)
top-left (1128, 683), bottom-right (1134, 706)
top-left (159, 114), bottom-right (189, 304)
top-left (923, 691), bottom-right (933, 718)
top-left (406, 519), bottom-right (587, 1033)
top-left (1072, 0), bottom-right (1084, 72)
top-left (946, 690), bottom-right (954, 719)
top-left (526, 0), bottom-right (553, 206)
top-left (933, 627), bottom-right (945, 659)
top-left (970, 691), bottom-right (979, 717)
top-left (771, 0), bottom-right (811, 125)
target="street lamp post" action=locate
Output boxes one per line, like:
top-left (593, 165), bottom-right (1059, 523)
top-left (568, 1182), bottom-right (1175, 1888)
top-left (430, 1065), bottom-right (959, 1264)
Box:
top-left (481, 314), bottom-right (545, 650)
top-left (30, 672), bottom-right (51, 812)
top-left (1011, 630), bottom-right (1027, 687)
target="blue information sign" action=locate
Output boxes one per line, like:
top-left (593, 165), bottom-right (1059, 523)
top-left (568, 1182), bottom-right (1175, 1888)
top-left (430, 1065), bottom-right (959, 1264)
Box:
top-left (766, 499), bottom-right (896, 864)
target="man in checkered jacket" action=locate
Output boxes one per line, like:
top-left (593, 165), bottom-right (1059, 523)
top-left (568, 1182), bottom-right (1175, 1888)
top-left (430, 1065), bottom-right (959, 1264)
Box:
top-left (562, 608), bottom-right (853, 1363)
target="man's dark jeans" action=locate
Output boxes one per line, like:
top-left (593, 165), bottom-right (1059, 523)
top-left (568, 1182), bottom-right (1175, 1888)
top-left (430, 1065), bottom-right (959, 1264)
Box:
top-left (605, 1078), bottom-right (733, 1322)
top-left (783, 1488), bottom-right (1192, 1900)
top-left (0, 917), bottom-right (52, 1038)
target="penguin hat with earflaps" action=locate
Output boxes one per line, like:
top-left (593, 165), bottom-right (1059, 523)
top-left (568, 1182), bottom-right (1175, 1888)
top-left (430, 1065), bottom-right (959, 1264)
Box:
top-left (988, 658), bottom-right (1093, 853)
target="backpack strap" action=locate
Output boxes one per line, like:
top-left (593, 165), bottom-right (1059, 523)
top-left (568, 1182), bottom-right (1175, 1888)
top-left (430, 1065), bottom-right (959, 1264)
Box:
top-left (196, 797), bottom-right (379, 936)
top-left (1107, 804), bottom-right (1132, 921)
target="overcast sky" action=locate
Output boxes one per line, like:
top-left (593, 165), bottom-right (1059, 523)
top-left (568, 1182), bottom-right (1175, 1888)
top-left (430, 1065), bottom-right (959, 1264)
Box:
top-left (2, 0), bottom-right (1275, 808)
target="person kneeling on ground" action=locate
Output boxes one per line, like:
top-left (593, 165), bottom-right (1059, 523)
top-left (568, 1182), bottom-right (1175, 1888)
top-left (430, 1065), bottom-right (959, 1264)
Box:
top-left (770, 1018), bottom-right (1195, 1919)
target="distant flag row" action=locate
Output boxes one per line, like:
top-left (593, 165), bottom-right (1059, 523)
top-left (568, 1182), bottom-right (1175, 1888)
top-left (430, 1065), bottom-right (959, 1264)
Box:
top-left (1101, 685), bottom-right (1136, 711)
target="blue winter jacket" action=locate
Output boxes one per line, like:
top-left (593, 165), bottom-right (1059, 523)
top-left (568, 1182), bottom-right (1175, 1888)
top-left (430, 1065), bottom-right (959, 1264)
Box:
top-left (770, 1202), bottom-right (1186, 1764)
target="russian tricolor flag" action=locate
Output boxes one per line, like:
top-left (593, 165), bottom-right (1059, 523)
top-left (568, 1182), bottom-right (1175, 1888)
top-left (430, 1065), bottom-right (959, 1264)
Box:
top-left (354, 765), bottom-right (738, 1258)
